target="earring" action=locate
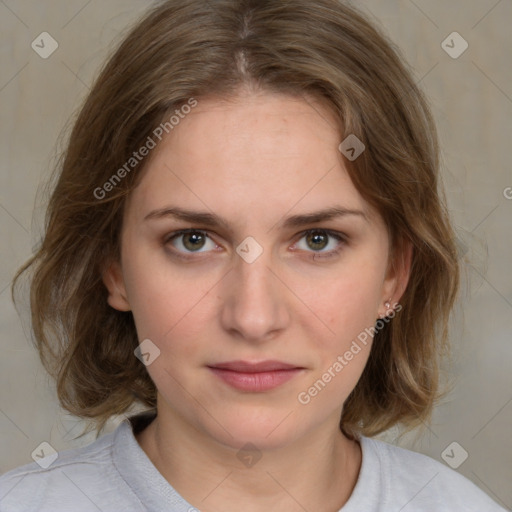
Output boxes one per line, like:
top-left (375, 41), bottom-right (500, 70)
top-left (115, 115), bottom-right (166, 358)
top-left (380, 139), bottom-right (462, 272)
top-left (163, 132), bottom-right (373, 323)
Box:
top-left (378, 300), bottom-right (392, 319)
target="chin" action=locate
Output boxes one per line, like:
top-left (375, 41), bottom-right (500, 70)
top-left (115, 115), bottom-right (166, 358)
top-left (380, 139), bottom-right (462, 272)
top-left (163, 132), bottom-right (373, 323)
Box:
top-left (197, 406), bottom-right (306, 452)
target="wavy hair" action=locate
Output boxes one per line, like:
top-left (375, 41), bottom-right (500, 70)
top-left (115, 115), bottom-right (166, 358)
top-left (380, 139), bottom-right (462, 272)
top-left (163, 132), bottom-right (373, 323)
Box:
top-left (12, 0), bottom-right (459, 437)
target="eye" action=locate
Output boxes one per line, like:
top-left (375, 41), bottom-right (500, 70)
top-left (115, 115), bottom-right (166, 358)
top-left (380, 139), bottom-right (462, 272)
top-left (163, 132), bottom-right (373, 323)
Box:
top-left (293, 229), bottom-right (345, 257)
top-left (166, 230), bottom-right (218, 253)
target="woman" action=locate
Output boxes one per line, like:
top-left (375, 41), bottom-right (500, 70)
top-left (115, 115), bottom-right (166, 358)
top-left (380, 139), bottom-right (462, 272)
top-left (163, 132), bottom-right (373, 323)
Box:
top-left (1, 0), bottom-right (506, 510)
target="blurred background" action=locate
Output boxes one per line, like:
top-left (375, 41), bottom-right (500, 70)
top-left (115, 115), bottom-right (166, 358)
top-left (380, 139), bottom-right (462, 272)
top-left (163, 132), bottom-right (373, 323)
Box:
top-left (0, 0), bottom-right (511, 509)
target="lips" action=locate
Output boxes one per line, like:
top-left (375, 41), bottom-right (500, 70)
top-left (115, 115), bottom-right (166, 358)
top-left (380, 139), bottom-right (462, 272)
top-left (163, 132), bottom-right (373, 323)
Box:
top-left (208, 360), bottom-right (302, 372)
top-left (207, 360), bottom-right (305, 392)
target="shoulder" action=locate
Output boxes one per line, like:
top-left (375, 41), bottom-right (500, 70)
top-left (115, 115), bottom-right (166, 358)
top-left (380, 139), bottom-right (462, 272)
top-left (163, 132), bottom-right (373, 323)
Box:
top-left (360, 436), bottom-right (507, 511)
top-left (0, 424), bottom-right (143, 512)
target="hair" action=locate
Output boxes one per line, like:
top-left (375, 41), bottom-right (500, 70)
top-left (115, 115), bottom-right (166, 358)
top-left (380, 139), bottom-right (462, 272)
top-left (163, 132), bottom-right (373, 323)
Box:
top-left (13, 0), bottom-right (459, 438)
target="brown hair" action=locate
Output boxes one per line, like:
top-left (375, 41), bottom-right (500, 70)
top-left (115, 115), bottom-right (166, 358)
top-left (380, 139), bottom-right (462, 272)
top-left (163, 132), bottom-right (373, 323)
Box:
top-left (13, 0), bottom-right (459, 438)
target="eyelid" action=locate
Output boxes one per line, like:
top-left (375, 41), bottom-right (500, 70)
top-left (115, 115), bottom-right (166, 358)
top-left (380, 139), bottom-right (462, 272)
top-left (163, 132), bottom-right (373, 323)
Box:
top-left (294, 228), bottom-right (347, 242)
top-left (291, 229), bottom-right (347, 258)
top-left (164, 228), bottom-right (215, 243)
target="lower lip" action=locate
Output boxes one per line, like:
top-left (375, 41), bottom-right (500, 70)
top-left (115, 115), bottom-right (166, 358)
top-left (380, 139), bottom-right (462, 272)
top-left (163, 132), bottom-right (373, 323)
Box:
top-left (208, 368), bottom-right (303, 392)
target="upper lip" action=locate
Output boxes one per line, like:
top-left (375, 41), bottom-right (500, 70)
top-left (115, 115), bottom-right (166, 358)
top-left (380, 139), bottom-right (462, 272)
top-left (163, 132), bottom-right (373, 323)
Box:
top-left (208, 360), bottom-right (303, 373)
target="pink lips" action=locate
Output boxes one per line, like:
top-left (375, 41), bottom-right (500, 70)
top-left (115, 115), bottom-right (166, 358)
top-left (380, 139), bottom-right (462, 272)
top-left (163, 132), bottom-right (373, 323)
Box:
top-left (207, 360), bottom-right (304, 392)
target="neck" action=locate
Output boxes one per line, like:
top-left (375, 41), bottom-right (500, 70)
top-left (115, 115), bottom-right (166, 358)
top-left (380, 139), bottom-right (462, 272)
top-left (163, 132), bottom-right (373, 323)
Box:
top-left (136, 409), bottom-right (362, 512)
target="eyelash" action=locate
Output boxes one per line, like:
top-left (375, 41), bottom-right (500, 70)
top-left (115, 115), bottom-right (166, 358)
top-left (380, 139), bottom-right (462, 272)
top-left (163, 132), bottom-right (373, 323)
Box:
top-left (164, 228), bottom-right (347, 262)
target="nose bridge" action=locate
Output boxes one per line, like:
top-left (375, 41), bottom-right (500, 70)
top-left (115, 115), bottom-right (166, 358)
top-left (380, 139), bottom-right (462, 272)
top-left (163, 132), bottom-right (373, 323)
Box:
top-left (237, 249), bottom-right (274, 295)
top-left (220, 242), bottom-right (289, 340)
top-left (233, 235), bottom-right (275, 294)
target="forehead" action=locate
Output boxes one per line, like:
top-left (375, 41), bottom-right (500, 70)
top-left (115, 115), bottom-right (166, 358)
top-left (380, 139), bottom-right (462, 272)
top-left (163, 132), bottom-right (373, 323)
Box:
top-left (126, 92), bottom-right (371, 224)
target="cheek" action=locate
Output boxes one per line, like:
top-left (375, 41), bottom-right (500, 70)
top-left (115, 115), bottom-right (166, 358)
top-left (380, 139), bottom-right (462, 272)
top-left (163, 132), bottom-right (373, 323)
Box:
top-left (122, 249), bottom-right (219, 355)
top-left (298, 258), bottom-right (385, 341)
top-left (295, 273), bottom-right (380, 409)
top-left (120, 244), bottom-right (175, 331)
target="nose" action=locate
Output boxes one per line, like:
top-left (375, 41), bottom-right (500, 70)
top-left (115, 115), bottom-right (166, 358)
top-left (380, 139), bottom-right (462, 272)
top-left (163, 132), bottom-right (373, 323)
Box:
top-left (219, 244), bottom-right (291, 343)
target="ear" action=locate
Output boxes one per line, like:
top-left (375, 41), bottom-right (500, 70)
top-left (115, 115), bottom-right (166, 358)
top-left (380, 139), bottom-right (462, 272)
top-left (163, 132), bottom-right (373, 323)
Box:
top-left (379, 238), bottom-right (413, 317)
top-left (102, 260), bottom-right (131, 312)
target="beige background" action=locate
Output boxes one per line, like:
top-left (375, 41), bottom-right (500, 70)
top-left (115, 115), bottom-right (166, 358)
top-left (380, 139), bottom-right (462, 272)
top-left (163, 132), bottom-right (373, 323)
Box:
top-left (1, 0), bottom-right (511, 509)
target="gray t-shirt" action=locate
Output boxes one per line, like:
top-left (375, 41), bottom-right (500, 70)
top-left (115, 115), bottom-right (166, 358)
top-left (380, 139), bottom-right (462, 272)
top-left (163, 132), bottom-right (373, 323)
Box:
top-left (0, 413), bottom-right (507, 511)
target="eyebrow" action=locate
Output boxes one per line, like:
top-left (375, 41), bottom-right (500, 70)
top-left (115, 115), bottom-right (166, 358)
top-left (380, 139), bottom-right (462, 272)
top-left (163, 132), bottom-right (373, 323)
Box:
top-left (144, 206), bottom-right (368, 229)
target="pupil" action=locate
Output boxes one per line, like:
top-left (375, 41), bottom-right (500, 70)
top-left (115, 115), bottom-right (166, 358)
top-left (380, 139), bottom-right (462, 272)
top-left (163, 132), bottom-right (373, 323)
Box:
top-left (184, 232), bottom-right (205, 251)
top-left (307, 231), bottom-right (328, 251)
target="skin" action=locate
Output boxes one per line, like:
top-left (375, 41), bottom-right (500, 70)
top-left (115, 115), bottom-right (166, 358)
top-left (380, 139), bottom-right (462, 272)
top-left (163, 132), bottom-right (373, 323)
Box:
top-left (103, 90), bottom-right (411, 512)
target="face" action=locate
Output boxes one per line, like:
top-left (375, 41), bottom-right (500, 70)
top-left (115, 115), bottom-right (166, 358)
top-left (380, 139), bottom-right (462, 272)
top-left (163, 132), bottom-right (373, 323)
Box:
top-left (104, 91), bottom-right (410, 450)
